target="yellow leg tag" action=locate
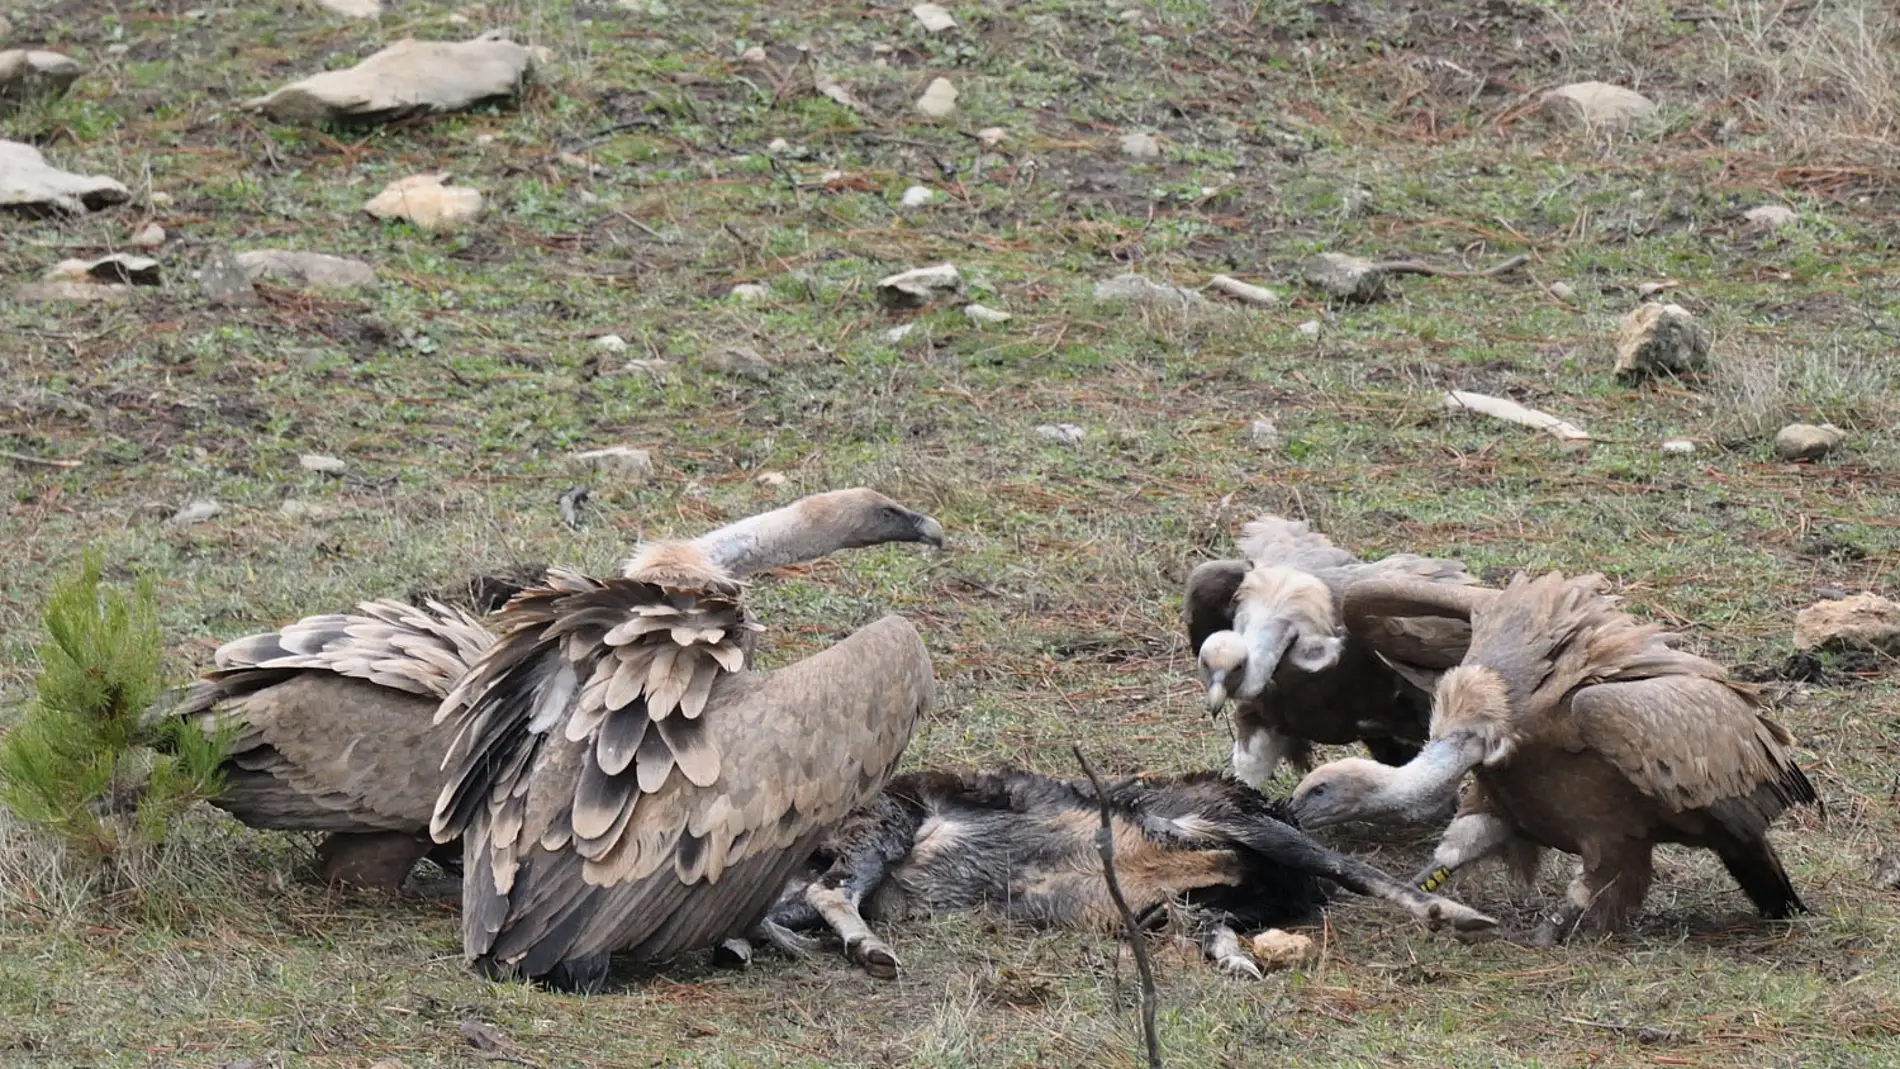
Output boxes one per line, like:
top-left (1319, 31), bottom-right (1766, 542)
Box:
top-left (1418, 867), bottom-right (1451, 893)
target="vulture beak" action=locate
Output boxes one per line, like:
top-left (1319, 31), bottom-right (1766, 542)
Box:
top-left (913, 513), bottom-right (947, 548)
top-left (1203, 672), bottom-right (1230, 715)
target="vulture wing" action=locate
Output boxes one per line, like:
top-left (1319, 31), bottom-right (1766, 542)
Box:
top-left (172, 599), bottom-right (495, 831)
top-left (1183, 559), bottom-right (1248, 651)
top-left (433, 569), bottom-right (933, 976)
top-left (1570, 675), bottom-right (1816, 835)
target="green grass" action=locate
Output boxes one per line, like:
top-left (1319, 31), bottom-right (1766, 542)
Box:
top-left (4, 0), bottom-right (1900, 1065)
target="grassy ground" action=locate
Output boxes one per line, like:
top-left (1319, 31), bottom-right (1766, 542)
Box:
top-left (4, 0), bottom-right (1900, 1064)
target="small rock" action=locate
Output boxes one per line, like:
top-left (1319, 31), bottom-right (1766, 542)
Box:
top-left (279, 499), bottom-right (330, 520)
top-left (740, 46), bottom-right (767, 64)
top-left (1092, 273), bottom-right (1210, 309)
top-left (1613, 303), bottom-right (1709, 379)
top-left (813, 72), bottom-right (865, 114)
top-left (964, 303), bottom-right (1011, 324)
top-left (900, 184), bottom-right (934, 208)
top-left (755, 471), bottom-right (790, 488)
top-left (876, 263), bottom-right (962, 309)
top-left (1207, 275), bottom-right (1278, 306)
top-left (1297, 319), bottom-right (1323, 338)
top-left (572, 446), bottom-right (654, 481)
top-left (1774, 422), bottom-right (1846, 462)
top-left (912, 2), bottom-right (957, 32)
top-left (728, 282), bottom-right (770, 303)
top-left (15, 281), bottom-right (133, 303)
top-left (1660, 438), bottom-right (1697, 455)
top-left (704, 345), bottom-right (771, 380)
top-left (975, 126), bottom-right (1006, 148)
top-left (884, 323), bottom-right (916, 342)
top-left (916, 76), bottom-right (958, 118)
top-left (49, 254), bottom-right (159, 286)
top-left (1034, 423), bottom-right (1086, 448)
top-left (363, 172), bottom-right (483, 231)
top-left (1250, 419), bottom-right (1280, 450)
top-left (1541, 81), bottom-right (1657, 128)
top-left (1794, 592), bottom-right (1900, 652)
top-left (1119, 8), bottom-right (1144, 22)
top-left (130, 222), bottom-right (166, 248)
top-left (1878, 855), bottom-right (1900, 892)
top-left (169, 499), bottom-right (222, 525)
top-left (315, 0), bottom-right (381, 17)
top-left (1548, 281), bottom-right (1577, 302)
top-left (1636, 279), bottom-right (1680, 299)
top-left (300, 453), bottom-right (347, 475)
top-left (234, 249), bottom-right (378, 290)
top-left (1744, 204), bottom-right (1797, 230)
top-left (148, 191), bottom-right (173, 209)
top-left (1302, 253), bottom-right (1389, 302)
top-left (199, 246), bottom-right (259, 308)
top-left (0, 49), bottom-right (84, 106)
top-left (1118, 131), bottom-right (1161, 159)
top-left (592, 334), bottom-right (628, 352)
top-left (765, 137), bottom-right (793, 155)
top-left (248, 36), bottom-right (533, 124)
top-left (1250, 929), bottom-right (1315, 969)
top-left (0, 140), bottom-right (129, 216)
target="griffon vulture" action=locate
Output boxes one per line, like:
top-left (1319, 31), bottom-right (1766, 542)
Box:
top-left (169, 490), bottom-right (942, 894)
top-left (1184, 514), bottom-right (1478, 788)
top-left (1288, 571), bottom-right (1818, 944)
top-left (429, 491), bottom-right (945, 992)
top-left (765, 768), bottom-right (1498, 979)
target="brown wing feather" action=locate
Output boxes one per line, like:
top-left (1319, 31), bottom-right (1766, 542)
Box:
top-left (441, 601), bottom-right (932, 974)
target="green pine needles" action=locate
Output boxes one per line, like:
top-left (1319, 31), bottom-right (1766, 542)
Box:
top-left (0, 551), bottom-right (228, 861)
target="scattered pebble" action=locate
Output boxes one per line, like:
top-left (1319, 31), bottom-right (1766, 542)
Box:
top-left (1250, 419), bottom-right (1281, 450)
top-left (15, 280), bottom-right (133, 303)
top-left (1774, 422), bottom-right (1846, 462)
top-left (130, 222), bottom-right (166, 247)
top-left (316, 0), bottom-right (381, 17)
top-left (740, 46), bottom-right (768, 64)
top-left (876, 263), bottom-right (963, 308)
top-left (704, 345), bottom-right (771, 380)
top-left (1743, 204), bottom-right (1797, 230)
top-left (1613, 302), bottom-right (1708, 379)
top-left (1540, 81), bottom-right (1657, 127)
top-left (1034, 423), bottom-right (1086, 448)
top-left (916, 76), bottom-right (958, 118)
top-left (911, 2), bottom-right (957, 32)
top-left (235, 249), bottom-right (378, 290)
top-left (1249, 929), bottom-right (1315, 969)
top-left (199, 246), bottom-right (259, 308)
top-left (1093, 273), bottom-right (1210, 309)
top-left (169, 499), bottom-right (222, 525)
top-left (1118, 131), bottom-right (1161, 159)
top-left (900, 184), bottom-right (934, 208)
top-left (1548, 280), bottom-right (1577, 302)
top-left (1302, 253), bottom-right (1388, 302)
top-left (571, 446), bottom-right (654, 482)
top-left (148, 191), bottom-right (174, 209)
top-left (1660, 438), bottom-right (1697, 455)
top-left (1794, 592), bottom-right (1900, 652)
top-left (729, 282), bottom-right (770, 303)
top-left (247, 35), bottom-right (533, 124)
top-left (755, 471), bottom-right (790, 488)
top-left (300, 453), bottom-right (347, 475)
top-left (1636, 279), bottom-right (1680, 299)
top-left (0, 139), bottom-right (129, 215)
top-left (50, 254), bottom-right (159, 286)
top-left (592, 334), bottom-right (628, 352)
top-left (964, 303), bottom-right (1011, 324)
top-left (766, 137), bottom-right (793, 155)
top-left (976, 126), bottom-right (1006, 148)
top-left (884, 323), bottom-right (917, 342)
top-left (279, 499), bottom-right (331, 521)
top-left (1297, 319), bottom-right (1323, 338)
top-left (1207, 274), bottom-right (1278, 306)
top-left (0, 49), bottom-right (84, 106)
top-left (363, 172), bottom-right (484, 231)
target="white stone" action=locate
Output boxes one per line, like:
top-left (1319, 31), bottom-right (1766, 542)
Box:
top-left (964, 303), bottom-right (1011, 324)
top-left (169, 500), bottom-right (222, 525)
top-left (1207, 275), bottom-right (1278, 306)
top-left (740, 46), bottom-right (767, 64)
top-left (1093, 273), bottom-right (1209, 309)
top-left (900, 184), bottom-right (934, 207)
top-left (300, 453), bottom-right (347, 474)
top-left (884, 323), bottom-right (917, 342)
top-left (1744, 204), bottom-right (1798, 230)
top-left (976, 126), bottom-right (1006, 148)
top-left (572, 446), bottom-right (654, 481)
top-left (148, 191), bottom-right (173, 208)
top-left (1613, 302), bottom-right (1708, 378)
top-left (234, 249), bottom-right (379, 289)
top-left (1297, 319), bottom-right (1323, 338)
top-left (363, 172), bottom-right (483, 231)
top-left (1774, 422), bottom-right (1846, 462)
top-left (1541, 81), bottom-right (1657, 127)
top-left (1303, 253), bottom-right (1388, 302)
top-left (49, 254), bottom-right (158, 286)
top-left (130, 223), bottom-right (166, 248)
top-left (1250, 419), bottom-right (1280, 449)
top-left (314, 0), bottom-right (381, 17)
top-left (766, 137), bottom-right (793, 155)
top-left (1119, 131), bottom-right (1161, 159)
top-left (247, 36), bottom-right (533, 124)
top-left (592, 334), bottom-right (628, 352)
top-left (1548, 281), bottom-right (1577, 302)
top-left (755, 471), bottom-right (790, 488)
top-left (0, 49), bottom-right (84, 104)
top-left (1249, 929), bottom-right (1315, 969)
top-left (1795, 592), bottom-right (1900, 652)
top-left (0, 140), bottom-right (128, 215)
top-left (876, 263), bottom-right (962, 308)
top-left (1034, 423), bottom-right (1086, 448)
top-left (916, 76), bottom-right (958, 118)
top-left (1660, 438), bottom-right (1696, 455)
top-left (912, 3), bottom-right (956, 32)
top-left (729, 282), bottom-right (770, 303)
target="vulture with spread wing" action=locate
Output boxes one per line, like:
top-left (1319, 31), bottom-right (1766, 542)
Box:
top-left (429, 490), bottom-right (944, 992)
top-left (1288, 571), bottom-right (1818, 943)
top-left (1183, 514), bottom-right (1478, 788)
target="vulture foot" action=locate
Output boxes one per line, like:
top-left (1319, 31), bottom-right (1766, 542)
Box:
top-left (1219, 952), bottom-right (1264, 980)
top-left (316, 831), bottom-right (431, 891)
top-left (540, 953), bottom-right (613, 995)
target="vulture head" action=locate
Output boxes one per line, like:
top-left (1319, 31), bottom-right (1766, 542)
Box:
top-left (626, 487), bottom-right (945, 581)
top-left (1203, 565), bottom-right (1345, 710)
top-left (1288, 729), bottom-right (1490, 829)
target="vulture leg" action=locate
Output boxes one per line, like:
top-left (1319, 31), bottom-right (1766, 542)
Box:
top-left (1529, 842), bottom-right (1653, 946)
top-left (1230, 815), bottom-right (1498, 932)
top-left (1411, 812), bottom-right (1516, 893)
top-left (316, 831), bottom-right (432, 891)
top-left (1199, 922), bottom-right (1262, 980)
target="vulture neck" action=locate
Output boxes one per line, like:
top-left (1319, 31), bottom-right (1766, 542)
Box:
top-left (689, 499), bottom-right (851, 577)
top-left (1376, 730), bottom-right (1487, 819)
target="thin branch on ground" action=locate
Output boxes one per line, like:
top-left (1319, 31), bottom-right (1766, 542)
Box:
top-left (1072, 743), bottom-right (1163, 1069)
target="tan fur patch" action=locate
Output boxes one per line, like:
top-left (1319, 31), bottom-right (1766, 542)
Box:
top-left (1236, 566), bottom-right (1338, 635)
top-left (621, 541), bottom-right (733, 589)
top-left (1433, 665), bottom-right (1513, 739)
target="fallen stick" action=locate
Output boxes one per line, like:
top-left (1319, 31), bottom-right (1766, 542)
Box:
top-left (1206, 274), bottom-right (1278, 305)
top-left (0, 449), bottom-right (82, 468)
top-left (1072, 744), bottom-right (1163, 1069)
top-left (1442, 389), bottom-right (1593, 444)
top-left (1375, 253), bottom-right (1529, 280)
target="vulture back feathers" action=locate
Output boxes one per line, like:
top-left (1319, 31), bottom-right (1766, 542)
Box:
top-left (1183, 514), bottom-right (1480, 787)
top-left (1291, 570), bottom-right (1818, 940)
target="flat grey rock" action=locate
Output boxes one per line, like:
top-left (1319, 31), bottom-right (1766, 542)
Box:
top-left (0, 140), bottom-right (129, 215)
top-left (0, 49), bottom-right (83, 107)
top-left (235, 249), bottom-right (378, 289)
top-left (200, 247), bottom-right (259, 307)
top-left (246, 35), bottom-right (533, 124)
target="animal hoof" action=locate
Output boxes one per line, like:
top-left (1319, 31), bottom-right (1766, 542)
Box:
top-left (1220, 954), bottom-right (1264, 981)
top-left (846, 936), bottom-right (901, 980)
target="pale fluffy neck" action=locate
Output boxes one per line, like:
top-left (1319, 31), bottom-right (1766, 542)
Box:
top-left (688, 499), bottom-right (837, 576)
top-left (1376, 730), bottom-right (1486, 819)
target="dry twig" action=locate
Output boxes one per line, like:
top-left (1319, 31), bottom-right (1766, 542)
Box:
top-left (1072, 743), bottom-right (1163, 1069)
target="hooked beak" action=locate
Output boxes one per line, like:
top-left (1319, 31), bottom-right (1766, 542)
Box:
top-left (913, 514), bottom-right (946, 548)
top-left (1203, 672), bottom-right (1230, 715)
